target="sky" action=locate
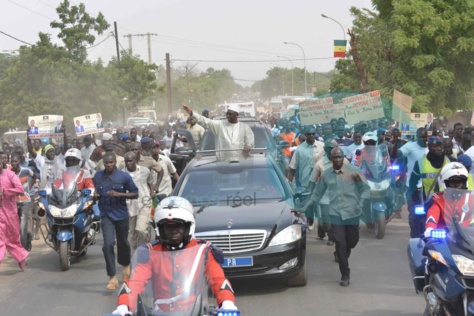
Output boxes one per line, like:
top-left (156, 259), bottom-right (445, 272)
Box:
top-left (1, 0), bottom-right (373, 87)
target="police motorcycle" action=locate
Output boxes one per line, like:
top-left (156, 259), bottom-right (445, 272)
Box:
top-left (108, 197), bottom-right (239, 316)
top-left (407, 162), bottom-right (474, 316)
top-left (355, 132), bottom-right (394, 239)
top-left (37, 150), bottom-right (98, 271)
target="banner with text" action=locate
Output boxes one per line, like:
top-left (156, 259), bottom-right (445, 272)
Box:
top-left (401, 113), bottom-right (433, 136)
top-left (299, 97), bottom-right (344, 125)
top-left (73, 113), bottom-right (105, 137)
top-left (27, 115), bottom-right (63, 139)
top-left (342, 90), bottom-right (385, 124)
top-left (392, 90), bottom-right (413, 133)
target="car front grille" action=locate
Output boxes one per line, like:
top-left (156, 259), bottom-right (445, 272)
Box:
top-left (195, 229), bottom-right (267, 254)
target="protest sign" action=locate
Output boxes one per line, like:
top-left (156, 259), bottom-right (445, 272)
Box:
top-left (27, 115), bottom-right (63, 139)
top-left (402, 113), bottom-right (433, 136)
top-left (73, 113), bottom-right (105, 137)
top-left (299, 97), bottom-right (344, 125)
top-left (342, 90), bottom-right (385, 124)
top-left (392, 90), bottom-right (412, 133)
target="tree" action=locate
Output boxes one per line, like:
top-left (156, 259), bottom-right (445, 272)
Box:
top-left (331, 0), bottom-right (474, 116)
top-left (50, 0), bottom-right (110, 63)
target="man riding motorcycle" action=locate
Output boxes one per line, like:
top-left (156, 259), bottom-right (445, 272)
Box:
top-left (53, 148), bottom-right (94, 191)
top-left (112, 196), bottom-right (237, 315)
top-left (424, 162), bottom-right (474, 236)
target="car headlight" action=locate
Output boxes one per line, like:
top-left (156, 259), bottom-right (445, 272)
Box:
top-left (269, 224), bottom-right (302, 247)
top-left (453, 255), bottom-right (474, 276)
top-left (428, 250), bottom-right (448, 266)
top-left (49, 203), bottom-right (78, 218)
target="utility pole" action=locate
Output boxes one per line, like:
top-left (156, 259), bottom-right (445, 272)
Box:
top-left (114, 21), bottom-right (120, 62)
top-left (166, 53), bottom-right (172, 115)
top-left (123, 34), bottom-right (133, 53)
top-left (122, 33), bottom-right (157, 63)
top-left (147, 33), bottom-right (152, 64)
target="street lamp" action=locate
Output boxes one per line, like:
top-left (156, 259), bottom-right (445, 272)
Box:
top-left (321, 14), bottom-right (346, 41)
top-left (284, 41), bottom-right (307, 95)
top-left (277, 55), bottom-right (294, 96)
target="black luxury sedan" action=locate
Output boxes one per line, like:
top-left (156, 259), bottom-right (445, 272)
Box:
top-left (172, 152), bottom-right (307, 286)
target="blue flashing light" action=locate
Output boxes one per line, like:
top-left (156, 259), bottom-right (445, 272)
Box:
top-left (217, 311), bottom-right (240, 316)
top-left (414, 205), bottom-right (426, 215)
top-left (391, 164), bottom-right (400, 171)
top-left (82, 189), bottom-right (91, 196)
top-left (430, 229), bottom-right (447, 239)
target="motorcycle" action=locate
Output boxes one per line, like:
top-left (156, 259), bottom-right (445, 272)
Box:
top-left (357, 146), bottom-right (394, 239)
top-left (407, 188), bottom-right (474, 315)
top-left (36, 168), bottom-right (98, 271)
top-left (107, 243), bottom-right (240, 316)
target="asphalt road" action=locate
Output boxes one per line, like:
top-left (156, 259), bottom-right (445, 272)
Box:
top-left (0, 214), bottom-right (424, 316)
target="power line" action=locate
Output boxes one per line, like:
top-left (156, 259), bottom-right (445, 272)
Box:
top-left (87, 33), bottom-right (114, 50)
top-left (37, 0), bottom-right (56, 10)
top-left (0, 30), bottom-right (32, 46)
top-left (172, 57), bottom-right (335, 63)
top-left (6, 0), bottom-right (54, 20)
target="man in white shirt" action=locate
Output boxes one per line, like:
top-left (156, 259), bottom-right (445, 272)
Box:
top-left (182, 104), bottom-right (254, 161)
top-left (123, 151), bottom-right (153, 252)
top-left (150, 141), bottom-right (179, 196)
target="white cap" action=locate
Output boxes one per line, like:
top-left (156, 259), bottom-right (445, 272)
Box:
top-left (227, 104), bottom-right (240, 114)
top-left (102, 133), bottom-right (112, 140)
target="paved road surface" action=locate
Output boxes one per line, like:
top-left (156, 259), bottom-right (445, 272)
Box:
top-left (0, 215), bottom-right (424, 316)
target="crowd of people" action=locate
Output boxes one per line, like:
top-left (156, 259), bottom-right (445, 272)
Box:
top-left (2, 105), bottom-right (474, 312)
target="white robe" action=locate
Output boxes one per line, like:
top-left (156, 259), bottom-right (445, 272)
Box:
top-left (192, 112), bottom-right (255, 161)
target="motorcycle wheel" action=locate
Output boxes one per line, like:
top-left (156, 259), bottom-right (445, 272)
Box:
top-left (374, 213), bottom-right (386, 239)
top-left (59, 241), bottom-right (71, 271)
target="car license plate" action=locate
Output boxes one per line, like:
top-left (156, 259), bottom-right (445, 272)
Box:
top-left (222, 257), bottom-right (253, 267)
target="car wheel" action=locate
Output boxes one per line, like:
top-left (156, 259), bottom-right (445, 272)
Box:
top-left (287, 256), bottom-right (307, 287)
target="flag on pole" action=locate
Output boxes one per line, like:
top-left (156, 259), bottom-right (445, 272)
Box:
top-left (334, 40), bottom-right (347, 58)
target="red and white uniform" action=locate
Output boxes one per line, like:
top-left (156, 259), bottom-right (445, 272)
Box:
top-left (117, 239), bottom-right (235, 312)
top-left (53, 169), bottom-right (94, 191)
top-left (425, 192), bottom-right (474, 230)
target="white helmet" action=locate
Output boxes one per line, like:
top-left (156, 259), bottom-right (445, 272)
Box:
top-left (64, 148), bottom-right (82, 162)
top-left (439, 162), bottom-right (468, 190)
top-left (154, 196), bottom-right (195, 248)
top-left (362, 132), bottom-right (377, 144)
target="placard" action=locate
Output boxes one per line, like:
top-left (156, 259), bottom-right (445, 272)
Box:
top-left (73, 113), bottom-right (105, 136)
top-left (401, 113), bottom-right (433, 136)
top-left (27, 115), bottom-right (64, 139)
top-left (342, 90), bottom-right (385, 124)
top-left (299, 97), bottom-right (344, 125)
top-left (392, 90), bottom-right (412, 132)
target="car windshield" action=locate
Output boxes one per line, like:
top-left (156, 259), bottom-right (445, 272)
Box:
top-left (177, 166), bottom-right (287, 206)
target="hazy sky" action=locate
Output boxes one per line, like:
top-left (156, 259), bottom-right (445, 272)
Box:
top-left (1, 0), bottom-right (373, 86)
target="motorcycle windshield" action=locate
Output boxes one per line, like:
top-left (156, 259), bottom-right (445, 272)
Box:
top-left (361, 145), bottom-right (390, 181)
top-left (443, 188), bottom-right (474, 250)
top-left (48, 167), bottom-right (80, 208)
top-left (128, 243), bottom-right (216, 316)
